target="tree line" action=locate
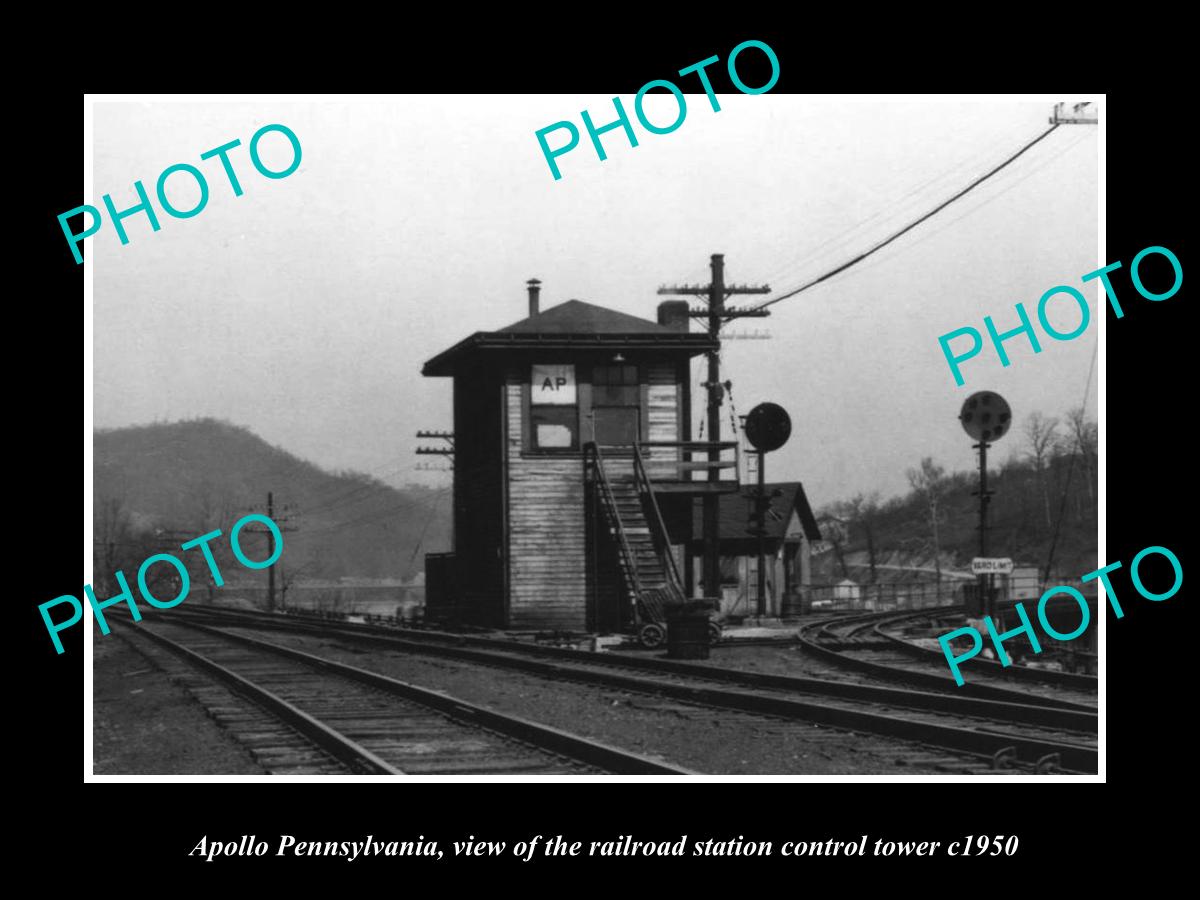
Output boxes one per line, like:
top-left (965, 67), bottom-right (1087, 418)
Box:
top-left (817, 406), bottom-right (1098, 585)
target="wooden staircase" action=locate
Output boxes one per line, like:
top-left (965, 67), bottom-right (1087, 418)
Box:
top-left (585, 444), bottom-right (684, 629)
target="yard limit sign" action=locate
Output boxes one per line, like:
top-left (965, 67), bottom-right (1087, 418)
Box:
top-left (971, 557), bottom-right (1013, 576)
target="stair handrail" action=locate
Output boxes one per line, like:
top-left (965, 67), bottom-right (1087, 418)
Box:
top-left (585, 442), bottom-right (643, 601)
top-left (632, 442), bottom-right (686, 601)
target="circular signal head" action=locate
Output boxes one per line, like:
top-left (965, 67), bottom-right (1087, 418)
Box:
top-left (744, 402), bottom-right (792, 453)
top-left (959, 391), bottom-right (1012, 442)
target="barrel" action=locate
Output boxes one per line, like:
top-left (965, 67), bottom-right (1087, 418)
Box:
top-left (780, 588), bottom-right (806, 619)
top-left (665, 599), bottom-right (717, 660)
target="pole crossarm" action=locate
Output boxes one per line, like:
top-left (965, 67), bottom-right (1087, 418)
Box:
top-left (660, 254), bottom-right (770, 601)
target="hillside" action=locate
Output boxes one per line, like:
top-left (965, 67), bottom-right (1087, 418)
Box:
top-left (93, 419), bottom-right (451, 582)
top-left (815, 444), bottom-right (1098, 585)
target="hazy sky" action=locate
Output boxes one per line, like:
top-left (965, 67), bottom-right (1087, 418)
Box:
top-left (92, 96), bottom-right (1099, 507)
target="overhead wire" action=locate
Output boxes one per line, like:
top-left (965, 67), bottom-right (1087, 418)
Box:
top-left (300, 476), bottom-right (410, 517)
top-left (303, 119), bottom-right (1088, 562)
top-left (298, 449), bottom-right (452, 517)
top-left (751, 123), bottom-right (1065, 312)
top-left (755, 123), bottom-right (1049, 290)
top-left (779, 127), bottom-right (1096, 297)
top-left (296, 458), bottom-right (418, 514)
top-left (407, 488), bottom-right (451, 569)
top-left (300, 486), bottom-right (450, 537)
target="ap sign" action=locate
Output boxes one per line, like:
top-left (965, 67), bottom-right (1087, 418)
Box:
top-left (531, 365), bottom-right (576, 404)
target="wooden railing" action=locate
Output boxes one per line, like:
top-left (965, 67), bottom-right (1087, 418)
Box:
top-left (636, 440), bottom-right (740, 485)
top-left (584, 443), bottom-right (642, 601)
top-left (632, 443), bottom-right (685, 602)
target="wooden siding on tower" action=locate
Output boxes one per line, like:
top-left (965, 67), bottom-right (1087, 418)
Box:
top-left (501, 360), bottom-right (686, 632)
top-left (647, 363), bottom-right (679, 443)
top-left (645, 362), bottom-right (681, 479)
top-left (505, 378), bottom-right (588, 630)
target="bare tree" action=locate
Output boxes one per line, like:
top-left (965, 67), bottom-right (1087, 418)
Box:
top-left (1065, 406), bottom-right (1098, 505)
top-left (93, 495), bottom-right (130, 594)
top-left (92, 495), bottom-right (162, 597)
top-left (279, 550), bottom-right (326, 611)
top-left (907, 457), bottom-right (947, 599)
top-left (1024, 412), bottom-right (1060, 530)
top-left (816, 514), bottom-right (852, 580)
top-left (185, 480), bottom-right (238, 604)
top-left (838, 493), bottom-right (882, 583)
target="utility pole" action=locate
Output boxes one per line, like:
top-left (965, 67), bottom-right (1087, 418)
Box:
top-left (267, 492), bottom-right (277, 613)
top-left (416, 430), bottom-right (455, 445)
top-left (756, 450), bottom-right (767, 616)
top-left (1049, 101), bottom-right (1098, 125)
top-left (240, 492), bottom-right (298, 612)
top-left (973, 441), bottom-right (993, 618)
top-left (659, 254), bottom-right (770, 601)
top-left (416, 432), bottom-right (456, 559)
top-left (416, 431), bottom-right (455, 469)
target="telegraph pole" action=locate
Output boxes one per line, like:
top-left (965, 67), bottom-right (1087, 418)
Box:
top-left (267, 492), bottom-right (277, 612)
top-left (416, 432), bottom-right (455, 556)
top-left (1049, 101), bottom-right (1098, 125)
top-left (416, 431), bottom-right (455, 469)
top-left (756, 449), bottom-right (767, 615)
top-left (240, 491), bottom-right (298, 612)
top-left (973, 441), bottom-right (992, 617)
top-left (659, 254), bottom-right (770, 600)
top-left (959, 390), bottom-right (1010, 623)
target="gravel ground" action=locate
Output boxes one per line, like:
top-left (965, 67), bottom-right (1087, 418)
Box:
top-left (227, 627), bottom-right (968, 775)
top-left (92, 624), bottom-right (264, 775)
top-left (666, 643), bottom-right (1097, 708)
top-left (663, 644), bottom-right (877, 681)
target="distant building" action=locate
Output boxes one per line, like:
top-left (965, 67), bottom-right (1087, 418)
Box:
top-left (687, 482), bottom-right (822, 618)
top-left (832, 579), bottom-right (861, 605)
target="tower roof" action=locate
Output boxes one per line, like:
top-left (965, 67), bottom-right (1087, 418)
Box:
top-left (498, 299), bottom-right (678, 335)
top-left (423, 299), bottom-right (715, 377)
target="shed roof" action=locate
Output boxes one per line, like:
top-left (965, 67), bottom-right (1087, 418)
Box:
top-left (689, 482), bottom-right (822, 547)
top-left (423, 299), bottom-right (716, 376)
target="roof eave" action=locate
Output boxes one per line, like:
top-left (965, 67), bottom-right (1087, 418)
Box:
top-left (421, 333), bottom-right (486, 377)
top-left (422, 331), bottom-right (717, 377)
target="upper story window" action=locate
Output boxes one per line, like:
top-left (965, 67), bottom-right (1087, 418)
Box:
top-left (593, 364), bottom-right (640, 446)
top-left (531, 364), bottom-right (577, 449)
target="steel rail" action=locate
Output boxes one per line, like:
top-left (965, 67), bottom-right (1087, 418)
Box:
top-left (168, 607), bottom-right (1097, 772)
top-left (157, 618), bottom-right (693, 776)
top-left (798, 611), bottom-right (1097, 711)
top-left (130, 622), bottom-right (403, 775)
top-left (872, 617), bottom-right (1100, 691)
top-left (177, 605), bottom-right (1095, 720)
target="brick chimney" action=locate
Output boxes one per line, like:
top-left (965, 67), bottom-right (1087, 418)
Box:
top-left (527, 278), bottom-right (542, 317)
top-left (657, 300), bottom-right (690, 332)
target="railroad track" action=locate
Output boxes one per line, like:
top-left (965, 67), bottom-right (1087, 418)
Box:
top-left (875, 609), bottom-right (1099, 689)
top-left (163, 606), bottom-right (1097, 773)
top-left (800, 609), bottom-right (1098, 709)
top-left (117, 619), bottom-right (690, 776)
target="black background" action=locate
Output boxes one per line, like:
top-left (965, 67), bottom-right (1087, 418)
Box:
top-left (21, 22), bottom-right (1190, 883)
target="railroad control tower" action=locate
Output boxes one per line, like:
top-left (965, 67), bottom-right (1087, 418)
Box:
top-left (421, 280), bottom-right (740, 633)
